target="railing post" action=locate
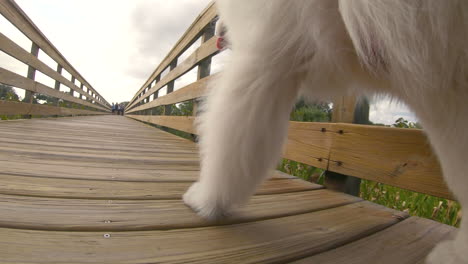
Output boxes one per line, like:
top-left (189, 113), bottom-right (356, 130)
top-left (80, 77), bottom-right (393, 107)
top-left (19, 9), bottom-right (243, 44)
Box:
top-left (193, 23), bottom-right (215, 116)
top-left (150, 75), bottom-right (161, 115)
top-left (325, 96), bottom-right (370, 196)
top-left (53, 64), bottom-right (63, 106)
top-left (80, 84), bottom-right (85, 100)
top-left (23, 42), bottom-right (40, 118)
top-left (164, 60), bottom-right (177, 115)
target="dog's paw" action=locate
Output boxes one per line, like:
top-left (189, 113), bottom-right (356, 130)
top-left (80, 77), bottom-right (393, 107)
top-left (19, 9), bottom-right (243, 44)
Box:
top-left (426, 239), bottom-right (468, 264)
top-left (183, 182), bottom-right (231, 221)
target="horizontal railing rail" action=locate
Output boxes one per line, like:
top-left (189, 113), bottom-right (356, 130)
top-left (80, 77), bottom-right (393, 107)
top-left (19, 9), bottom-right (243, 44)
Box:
top-left (0, 0), bottom-right (110, 116)
top-left (127, 2), bottom-right (451, 200)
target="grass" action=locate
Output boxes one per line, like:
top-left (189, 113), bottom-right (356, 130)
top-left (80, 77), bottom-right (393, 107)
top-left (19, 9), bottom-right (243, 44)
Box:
top-left (277, 159), bottom-right (326, 184)
top-left (360, 179), bottom-right (462, 227)
top-left (277, 158), bottom-right (462, 227)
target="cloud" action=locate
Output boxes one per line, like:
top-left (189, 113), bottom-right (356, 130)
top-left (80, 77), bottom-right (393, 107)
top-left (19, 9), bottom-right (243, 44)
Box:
top-left (127, 0), bottom-right (212, 83)
top-left (369, 98), bottom-right (418, 125)
top-left (4, 0), bottom-right (211, 103)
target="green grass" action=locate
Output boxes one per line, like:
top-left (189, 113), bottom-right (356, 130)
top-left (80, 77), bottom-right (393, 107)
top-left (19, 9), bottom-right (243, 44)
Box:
top-left (360, 179), bottom-right (461, 227)
top-left (277, 159), bottom-right (461, 227)
top-left (277, 159), bottom-right (325, 184)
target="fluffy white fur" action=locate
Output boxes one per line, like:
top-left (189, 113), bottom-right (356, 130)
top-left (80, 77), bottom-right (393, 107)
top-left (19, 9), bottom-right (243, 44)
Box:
top-left (183, 1), bottom-right (468, 262)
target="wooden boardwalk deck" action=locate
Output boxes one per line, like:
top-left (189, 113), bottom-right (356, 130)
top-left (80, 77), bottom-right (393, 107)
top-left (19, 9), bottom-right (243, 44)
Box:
top-left (0, 116), bottom-right (456, 263)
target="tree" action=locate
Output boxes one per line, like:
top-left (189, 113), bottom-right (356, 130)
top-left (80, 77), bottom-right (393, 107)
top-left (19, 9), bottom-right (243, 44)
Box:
top-left (290, 99), bottom-right (331, 122)
top-left (0, 84), bottom-right (20, 101)
top-left (393, 117), bottom-right (422, 129)
top-left (35, 94), bottom-right (56, 105)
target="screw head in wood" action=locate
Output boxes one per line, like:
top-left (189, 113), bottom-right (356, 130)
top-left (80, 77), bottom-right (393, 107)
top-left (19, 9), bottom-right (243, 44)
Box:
top-left (103, 234), bottom-right (111, 238)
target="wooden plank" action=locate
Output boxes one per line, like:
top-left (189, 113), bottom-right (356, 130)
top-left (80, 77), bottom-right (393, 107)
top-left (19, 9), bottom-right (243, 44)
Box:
top-left (0, 202), bottom-right (407, 263)
top-left (0, 189), bottom-right (359, 231)
top-left (0, 33), bottom-right (96, 102)
top-left (0, 160), bottom-right (293, 182)
top-left (128, 115), bottom-right (196, 134)
top-left (327, 123), bottom-right (452, 200)
top-left (331, 96), bottom-right (357, 123)
top-left (291, 217), bottom-right (456, 264)
top-left (127, 37), bottom-right (218, 110)
top-left (283, 122), bottom-right (333, 170)
top-left (0, 0), bottom-right (109, 108)
top-left (126, 75), bottom-right (213, 113)
top-left (128, 113), bottom-right (450, 199)
top-left (24, 41), bottom-right (39, 103)
top-left (0, 175), bottom-right (321, 199)
top-left (128, 2), bottom-right (217, 105)
top-left (0, 100), bottom-right (106, 116)
top-left (0, 67), bottom-right (108, 111)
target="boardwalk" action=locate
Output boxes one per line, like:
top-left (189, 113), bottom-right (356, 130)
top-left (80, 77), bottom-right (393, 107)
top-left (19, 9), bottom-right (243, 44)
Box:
top-left (0, 116), bottom-right (456, 263)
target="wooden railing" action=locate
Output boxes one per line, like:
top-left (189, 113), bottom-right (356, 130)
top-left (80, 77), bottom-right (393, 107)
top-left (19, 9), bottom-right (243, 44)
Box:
top-left (0, 0), bottom-right (110, 117)
top-left (126, 3), bottom-right (452, 200)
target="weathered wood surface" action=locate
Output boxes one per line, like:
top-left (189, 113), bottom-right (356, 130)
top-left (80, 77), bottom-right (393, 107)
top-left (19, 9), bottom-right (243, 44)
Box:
top-left (0, 34), bottom-right (102, 105)
top-left (127, 36), bottom-right (218, 110)
top-left (291, 216), bottom-right (457, 264)
top-left (127, 115), bottom-right (196, 134)
top-left (126, 115), bottom-right (451, 199)
top-left (0, 116), bottom-right (454, 263)
top-left (128, 75), bottom-right (214, 113)
top-left (0, 100), bottom-right (107, 116)
top-left (0, 67), bottom-right (107, 111)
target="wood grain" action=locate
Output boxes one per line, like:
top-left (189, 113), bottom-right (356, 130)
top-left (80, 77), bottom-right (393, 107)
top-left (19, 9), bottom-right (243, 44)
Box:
top-left (0, 67), bottom-right (108, 111)
top-left (0, 202), bottom-right (408, 264)
top-left (0, 189), bottom-right (359, 231)
top-left (127, 37), bottom-right (218, 110)
top-left (0, 115), bottom-right (454, 263)
top-left (127, 115), bottom-right (196, 134)
top-left (0, 174), bottom-right (320, 199)
top-left (126, 75), bottom-right (213, 113)
top-left (291, 217), bottom-right (457, 264)
top-left (0, 33), bottom-right (97, 103)
top-left (327, 123), bottom-right (452, 199)
top-left (128, 114), bottom-right (450, 199)
top-left (0, 100), bottom-right (106, 116)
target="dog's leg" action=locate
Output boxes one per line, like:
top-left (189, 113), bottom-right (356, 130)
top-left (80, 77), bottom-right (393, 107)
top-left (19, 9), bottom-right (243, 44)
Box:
top-left (424, 127), bottom-right (468, 264)
top-left (183, 51), bottom-right (305, 220)
top-left (340, 1), bottom-right (468, 262)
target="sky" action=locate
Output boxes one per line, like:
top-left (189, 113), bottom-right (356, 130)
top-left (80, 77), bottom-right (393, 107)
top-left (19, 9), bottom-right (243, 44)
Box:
top-left (0, 0), bottom-right (417, 125)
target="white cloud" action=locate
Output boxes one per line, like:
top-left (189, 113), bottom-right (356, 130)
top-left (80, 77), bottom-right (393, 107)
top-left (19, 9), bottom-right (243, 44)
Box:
top-left (369, 98), bottom-right (418, 125)
top-left (2, 0), bottom-right (211, 104)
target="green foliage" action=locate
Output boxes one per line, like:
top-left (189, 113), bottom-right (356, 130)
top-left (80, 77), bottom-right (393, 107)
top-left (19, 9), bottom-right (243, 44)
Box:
top-left (170, 101), bottom-right (194, 116)
top-left (0, 84), bottom-right (20, 102)
top-left (290, 99), bottom-right (331, 122)
top-left (277, 159), bottom-right (325, 183)
top-left (35, 94), bottom-right (57, 105)
top-left (393, 117), bottom-right (422, 129)
top-left (360, 179), bottom-right (461, 227)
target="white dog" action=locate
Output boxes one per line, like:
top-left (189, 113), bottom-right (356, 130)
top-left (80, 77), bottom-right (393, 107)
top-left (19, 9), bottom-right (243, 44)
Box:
top-left (183, 1), bottom-right (468, 262)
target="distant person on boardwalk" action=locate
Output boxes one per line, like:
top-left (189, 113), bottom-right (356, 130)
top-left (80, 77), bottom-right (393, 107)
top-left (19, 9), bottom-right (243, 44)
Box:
top-left (118, 103), bottom-right (124, 116)
top-left (111, 103), bottom-right (116, 115)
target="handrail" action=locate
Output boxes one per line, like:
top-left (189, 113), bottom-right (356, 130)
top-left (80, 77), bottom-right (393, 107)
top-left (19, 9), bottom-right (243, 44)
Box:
top-left (126, 3), bottom-right (451, 200)
top-left (0, 0), bottom-right (110, 116)
top-left (126, 2), bottom-right (217, 111)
